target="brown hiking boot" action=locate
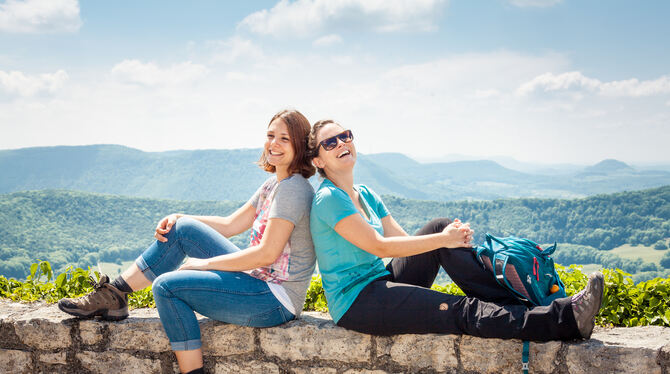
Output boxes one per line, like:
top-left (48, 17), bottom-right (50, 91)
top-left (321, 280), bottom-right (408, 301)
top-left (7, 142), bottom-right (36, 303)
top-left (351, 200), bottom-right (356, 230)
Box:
top-left (571, 271), bottom-right (604, 339)
top-left (58, 274), bottom-right (129, 321)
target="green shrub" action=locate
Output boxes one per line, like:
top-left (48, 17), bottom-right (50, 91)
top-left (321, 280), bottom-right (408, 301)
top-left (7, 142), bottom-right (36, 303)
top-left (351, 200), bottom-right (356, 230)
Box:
top-left (303, 275), bottom-right (328, 312)
top-left (2, 261), bottom-right (668, 327)
top-left (0, 260), bottom-right (153, 308)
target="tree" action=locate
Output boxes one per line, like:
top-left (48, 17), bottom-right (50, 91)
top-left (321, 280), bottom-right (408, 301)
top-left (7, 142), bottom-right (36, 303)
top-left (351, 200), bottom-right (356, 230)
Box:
top-left (661, 251), bottom-right (670, 270)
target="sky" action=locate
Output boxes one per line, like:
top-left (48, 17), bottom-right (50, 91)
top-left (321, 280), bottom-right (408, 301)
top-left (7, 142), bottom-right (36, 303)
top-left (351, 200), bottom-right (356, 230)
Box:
top-left (1, 0), bottom-right (669, 165)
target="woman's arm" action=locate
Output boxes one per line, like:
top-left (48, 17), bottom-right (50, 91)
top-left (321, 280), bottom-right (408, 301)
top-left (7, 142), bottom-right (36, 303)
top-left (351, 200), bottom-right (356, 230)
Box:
top-left (183, 202), bottom-right (257, 237)
top-left (381, 215), bottom-right (409, 237)
top-left (334, 213), bottom-right (471, 258)
top-left (178, 217), bottom-right (294, 271)
top-left (154, 203), bottom-right (257, 242)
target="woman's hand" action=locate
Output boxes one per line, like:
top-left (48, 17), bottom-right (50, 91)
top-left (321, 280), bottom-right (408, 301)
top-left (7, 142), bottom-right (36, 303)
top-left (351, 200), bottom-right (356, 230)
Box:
top-left (178, 257), bottom-right (209, 271)
top-left (155, 213), bottom-right (182, 243)
top-left (442, 218), bottom-right (475, 248)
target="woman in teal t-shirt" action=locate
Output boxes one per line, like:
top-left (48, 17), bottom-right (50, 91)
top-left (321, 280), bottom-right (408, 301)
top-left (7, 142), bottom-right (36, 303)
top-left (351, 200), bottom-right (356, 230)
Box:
top-left (307, 119), bottom-right (604, 341)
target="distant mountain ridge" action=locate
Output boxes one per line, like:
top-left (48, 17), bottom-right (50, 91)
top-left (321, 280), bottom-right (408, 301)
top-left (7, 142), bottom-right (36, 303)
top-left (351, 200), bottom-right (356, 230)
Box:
top-left (2, 145), bottom-right (670, 201)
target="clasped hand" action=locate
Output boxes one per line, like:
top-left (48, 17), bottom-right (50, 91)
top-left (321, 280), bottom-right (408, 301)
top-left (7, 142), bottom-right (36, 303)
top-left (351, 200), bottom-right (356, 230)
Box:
top-left (442, 218), bottom-right (475, 248)
top-left (154, 213), bottom-right (180, 243)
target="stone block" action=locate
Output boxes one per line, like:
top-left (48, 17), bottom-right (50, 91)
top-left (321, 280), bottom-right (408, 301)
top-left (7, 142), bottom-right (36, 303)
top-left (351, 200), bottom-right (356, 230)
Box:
top-left (566, 326), bottom-right (666, 374)
top-left (375, 336), bottom-right (393, 358)
top-left (214, 360), bottom-right (280, 374)
top-left (11, 303), bottom-right (71, 350)
top-left (79, 320), bottom-right (104, 346)
top-left (290, 367), bottom-right (338, 374)
top-left (200, 319), bottom-right (255, 356)
top-left (343, 370), bottom-right (393, 374)
top-left (77, 351), bottom-right (162, 374)
top-left (39, 351), bottom-right (67, 365)
top-left (659, 341), bottom-right (670, 368)
top-left (0, 348), bottom-right (32, 374)
top-left (260, 312), bottom-right (371, 362)
top-left (107, 308), bottom-right (170, 352)
top-left (460, 336), bottom-right (560, 374)
top-left (0, 301), bottom-right (33, 322)
top-left (388, 333), bottom-right (459, 372)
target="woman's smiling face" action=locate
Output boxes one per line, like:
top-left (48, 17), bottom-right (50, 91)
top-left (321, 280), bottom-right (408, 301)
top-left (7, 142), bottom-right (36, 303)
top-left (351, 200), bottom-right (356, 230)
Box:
top-left (312, 122), bottom-right (356, 175)
top-left (265, 118), bottom-right (295, 172)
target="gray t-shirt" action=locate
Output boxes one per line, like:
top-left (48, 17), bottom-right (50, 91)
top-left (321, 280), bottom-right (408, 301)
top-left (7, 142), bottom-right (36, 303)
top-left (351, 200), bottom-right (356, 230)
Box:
top-left (248, 174), bottom-right (316, 315)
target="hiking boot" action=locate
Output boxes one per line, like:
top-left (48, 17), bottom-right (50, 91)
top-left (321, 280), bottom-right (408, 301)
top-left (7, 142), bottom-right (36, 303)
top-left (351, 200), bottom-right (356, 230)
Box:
top-left (58, 275), bottom-right (129, 321)
top-left (571, 271), bottom-right (604, 339)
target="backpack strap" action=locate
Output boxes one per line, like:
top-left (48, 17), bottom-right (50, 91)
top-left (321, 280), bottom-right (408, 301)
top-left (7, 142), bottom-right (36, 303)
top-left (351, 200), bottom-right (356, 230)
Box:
top-left (522, 340), bottom-right (530, 374)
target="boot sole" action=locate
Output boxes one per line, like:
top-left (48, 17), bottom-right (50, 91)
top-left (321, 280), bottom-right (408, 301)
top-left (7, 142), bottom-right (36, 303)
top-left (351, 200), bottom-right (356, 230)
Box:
top-left (58, 303), bottom-right (129, 321)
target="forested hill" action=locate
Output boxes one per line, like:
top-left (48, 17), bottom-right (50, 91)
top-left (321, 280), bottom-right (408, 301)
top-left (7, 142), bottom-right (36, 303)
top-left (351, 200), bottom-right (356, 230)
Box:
top-left (3, 145), bottom-right (670, 201)
top-left (1, 187), bottom-right (669, 279)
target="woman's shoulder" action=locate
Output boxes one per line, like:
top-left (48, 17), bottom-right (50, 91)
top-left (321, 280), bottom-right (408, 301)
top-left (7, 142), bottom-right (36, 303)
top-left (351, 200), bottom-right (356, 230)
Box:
top-left (279, 174), bottom-right (314, 194)
top-left (355, 184), bottom-right (379, 200)
top-left (314, 180), bottom-right (347, 203)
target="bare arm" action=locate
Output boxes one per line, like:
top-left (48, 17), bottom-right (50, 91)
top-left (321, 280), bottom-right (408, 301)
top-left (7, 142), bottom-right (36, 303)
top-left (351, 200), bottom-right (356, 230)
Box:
top-left (178, 217), bottom-right (294, 272)
top-left (381, 215), bottom-right (409, 237)
top-left (154, 202), bottom-right (257, 242)
top-left (333, 213), bottom-right (471, 258)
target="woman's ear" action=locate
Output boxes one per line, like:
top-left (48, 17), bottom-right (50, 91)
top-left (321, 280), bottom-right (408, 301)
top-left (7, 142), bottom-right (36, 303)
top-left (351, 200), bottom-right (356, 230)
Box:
top-left (312, 155), bottom-right (325, 169)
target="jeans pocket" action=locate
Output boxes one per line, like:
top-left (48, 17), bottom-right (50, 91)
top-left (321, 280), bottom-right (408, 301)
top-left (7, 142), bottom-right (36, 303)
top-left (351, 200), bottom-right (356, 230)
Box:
top-left (246, 306), bottom-right (295, 328)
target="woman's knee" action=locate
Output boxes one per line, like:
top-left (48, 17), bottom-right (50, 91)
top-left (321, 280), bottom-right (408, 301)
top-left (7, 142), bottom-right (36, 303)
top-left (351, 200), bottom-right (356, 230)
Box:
top-left (152, 272), bottom-right (177, 298)
top-left (416, 217), bottom-right (452, 235)
top-left (171, 216), bottom-right (206, 239)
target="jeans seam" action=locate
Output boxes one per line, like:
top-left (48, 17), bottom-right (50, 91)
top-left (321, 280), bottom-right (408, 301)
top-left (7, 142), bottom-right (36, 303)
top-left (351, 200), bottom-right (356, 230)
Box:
top-left (159, 283), bottom-right (191, 346)
top-left (167, 285), bottom-right (273, 296)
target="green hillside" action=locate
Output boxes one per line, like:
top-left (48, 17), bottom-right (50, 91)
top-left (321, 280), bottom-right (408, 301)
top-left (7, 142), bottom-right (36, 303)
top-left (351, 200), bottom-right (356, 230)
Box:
top-left (1, 187), bottom-right (669, 280)
top-left (3, 145), bottom-right (670, 202)
top-left (0, 190), bottom-right (245, 279)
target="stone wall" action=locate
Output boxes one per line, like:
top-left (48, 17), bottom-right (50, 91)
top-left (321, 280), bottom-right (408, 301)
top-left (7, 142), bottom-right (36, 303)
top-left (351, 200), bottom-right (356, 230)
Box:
top-left (1, 300), bottom-right (669, 374)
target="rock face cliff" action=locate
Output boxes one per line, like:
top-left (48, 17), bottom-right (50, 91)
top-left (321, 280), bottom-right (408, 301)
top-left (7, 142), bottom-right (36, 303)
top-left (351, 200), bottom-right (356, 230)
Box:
top-left (1, 300), bottom-right (669, 374)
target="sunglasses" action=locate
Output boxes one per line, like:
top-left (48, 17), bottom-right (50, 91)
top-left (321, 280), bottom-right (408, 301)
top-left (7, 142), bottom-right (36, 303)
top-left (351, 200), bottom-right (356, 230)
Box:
top-left (317, 130), bottom-right (354, 152)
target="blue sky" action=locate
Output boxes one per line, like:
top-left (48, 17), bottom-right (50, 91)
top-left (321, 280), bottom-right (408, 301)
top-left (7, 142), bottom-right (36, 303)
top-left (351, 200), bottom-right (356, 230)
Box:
top-left (1, 0), bottom-right (669, 164)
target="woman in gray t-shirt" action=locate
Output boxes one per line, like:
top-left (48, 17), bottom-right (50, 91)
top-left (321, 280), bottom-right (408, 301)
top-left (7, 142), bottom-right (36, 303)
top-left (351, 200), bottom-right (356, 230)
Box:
top-left (58, 109), bottom-right (316, 374)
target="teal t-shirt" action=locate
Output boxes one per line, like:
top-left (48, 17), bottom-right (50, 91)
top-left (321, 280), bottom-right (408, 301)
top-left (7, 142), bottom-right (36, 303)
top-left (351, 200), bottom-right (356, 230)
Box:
top-left (310, 179), bottom-right (391, 323)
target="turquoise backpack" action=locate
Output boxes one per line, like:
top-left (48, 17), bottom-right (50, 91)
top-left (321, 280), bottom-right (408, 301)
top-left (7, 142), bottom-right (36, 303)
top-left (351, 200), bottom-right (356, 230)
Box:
top-left (474, 234), bottom-right (567, 307)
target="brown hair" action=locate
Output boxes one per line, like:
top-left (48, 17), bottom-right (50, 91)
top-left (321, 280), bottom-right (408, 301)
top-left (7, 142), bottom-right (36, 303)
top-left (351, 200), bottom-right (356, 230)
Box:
top-left (257, 109), bottom-right (316, 178)
top-left (307, 119), bottom-right (340, 178)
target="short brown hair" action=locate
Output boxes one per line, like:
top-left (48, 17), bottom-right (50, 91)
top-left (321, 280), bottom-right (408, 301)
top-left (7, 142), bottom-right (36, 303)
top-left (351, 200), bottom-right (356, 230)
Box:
top-left (257, 109), bottom-right (316, 178)
top-left (307, 119), bottom-right (339, 178)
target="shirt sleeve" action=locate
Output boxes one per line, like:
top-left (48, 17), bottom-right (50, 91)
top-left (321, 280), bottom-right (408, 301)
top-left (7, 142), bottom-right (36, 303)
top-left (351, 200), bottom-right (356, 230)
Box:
top-left (313, 186), bottom-right (358, 229)
top-left (247, 181), bottom-right (265, 209)
top-left (360, 185), bottom-right (390, 219)
top-left (269, 176), bottom-right (314, 225)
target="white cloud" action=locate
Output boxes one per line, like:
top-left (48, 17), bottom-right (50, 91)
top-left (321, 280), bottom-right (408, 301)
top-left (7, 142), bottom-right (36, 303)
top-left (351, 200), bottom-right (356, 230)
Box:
top-left (517, 71), bottom-right (600, 95)
top-left (110, 60), bottom-right (208, 86)
top-left (313, 34), bottom-right (343, 47)
top-left (0, 69), bottom-right (68, 96)
top-left (509, 0), bottom-right (562, 7)
top-left (599, 76), bottom-right (670, 97)
top-left (208, 37), bottom-right (265, 64)
top-left (3, 50), bottom-right (669, 164)
top-left (518, 71), bottom-right (670, 98)
top-left (0, 0), bottom-right (81, 34)
top-left (238, 0), bottom-right (448, 37)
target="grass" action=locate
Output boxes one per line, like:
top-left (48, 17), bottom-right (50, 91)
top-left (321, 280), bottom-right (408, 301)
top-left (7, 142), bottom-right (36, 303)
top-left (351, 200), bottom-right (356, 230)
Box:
top-left (610, 244), bottom-right (668, 263)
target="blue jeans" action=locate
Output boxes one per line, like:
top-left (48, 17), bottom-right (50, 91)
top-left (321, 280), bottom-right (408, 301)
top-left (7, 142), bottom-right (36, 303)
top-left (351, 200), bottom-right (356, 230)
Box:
top-left (136, 217), bottom-right (294, 351)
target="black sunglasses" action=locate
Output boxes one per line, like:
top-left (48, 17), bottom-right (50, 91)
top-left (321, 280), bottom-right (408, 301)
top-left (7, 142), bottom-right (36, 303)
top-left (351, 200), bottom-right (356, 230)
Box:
top-left (317, 130), bottom-right (354, 152)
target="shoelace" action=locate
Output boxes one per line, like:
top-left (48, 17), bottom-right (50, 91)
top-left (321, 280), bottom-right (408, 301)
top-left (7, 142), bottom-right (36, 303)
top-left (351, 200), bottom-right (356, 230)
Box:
top-left (89, 275), bottom-right (104, 289)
